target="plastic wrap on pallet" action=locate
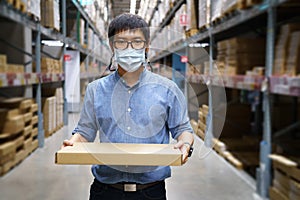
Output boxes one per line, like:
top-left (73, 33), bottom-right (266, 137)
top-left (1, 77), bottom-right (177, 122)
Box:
top-left (198, 0), bottom-right (208, 28)
top-left (211, 0), bottom-right (223, 22)
top-left (27, 0), bottom-right (40, 20)
top-left (186, 0), bottom-right (199, 30)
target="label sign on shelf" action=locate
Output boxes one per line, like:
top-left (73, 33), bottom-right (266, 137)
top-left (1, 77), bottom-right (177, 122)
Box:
top-left (181, 56), bottom-right (188, 63)
top-left (64, 55), bottom-right (71, 61)
top-left (179, 14), bottom-right (188, 26)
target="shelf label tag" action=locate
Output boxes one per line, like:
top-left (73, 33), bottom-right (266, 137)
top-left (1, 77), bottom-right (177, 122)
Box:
top-left (179, 14), bottom-right (188, 26)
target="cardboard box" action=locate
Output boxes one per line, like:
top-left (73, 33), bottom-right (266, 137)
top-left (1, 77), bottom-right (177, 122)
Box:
top-left (56, 143), bottom-right (183, 166)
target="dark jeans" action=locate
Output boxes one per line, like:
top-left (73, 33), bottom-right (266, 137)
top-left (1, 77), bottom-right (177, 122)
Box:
top-left (89, 179), bottom-right (167, 200)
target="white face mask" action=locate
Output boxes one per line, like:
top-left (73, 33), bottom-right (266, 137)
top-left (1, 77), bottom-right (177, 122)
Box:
top-left (114, 48), bottom-right (146, 72)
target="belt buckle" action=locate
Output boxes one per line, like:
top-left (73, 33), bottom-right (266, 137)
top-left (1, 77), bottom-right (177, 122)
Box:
top-left (124, 184), bottom-right (137, 192)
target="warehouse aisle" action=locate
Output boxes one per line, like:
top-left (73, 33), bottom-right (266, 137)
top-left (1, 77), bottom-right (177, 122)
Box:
top-left (0, 113), bottom-right (258, 200)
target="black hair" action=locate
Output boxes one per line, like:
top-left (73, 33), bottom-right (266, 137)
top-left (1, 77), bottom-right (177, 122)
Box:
top-left (108, 13), bottom-right (150, 43)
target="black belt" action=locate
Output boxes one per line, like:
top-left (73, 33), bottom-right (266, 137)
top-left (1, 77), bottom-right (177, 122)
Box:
top-left (97, 180), bottom-right (164, 192)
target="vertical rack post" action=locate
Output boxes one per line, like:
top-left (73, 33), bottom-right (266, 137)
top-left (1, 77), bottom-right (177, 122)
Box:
top-left (62, 0), bottom-right (68, 125)
top-left (259, 0), bottom-right (276, 197)
top-left (35, 23), bottom-right (44, 147)
top-left (206, 7), bottom-right (214, 147)
top-left (85, 21), bottom-right (89, 72)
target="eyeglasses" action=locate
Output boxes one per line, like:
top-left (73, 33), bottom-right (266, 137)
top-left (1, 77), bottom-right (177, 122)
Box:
top-left (113, 40), bottom-right (146, 50)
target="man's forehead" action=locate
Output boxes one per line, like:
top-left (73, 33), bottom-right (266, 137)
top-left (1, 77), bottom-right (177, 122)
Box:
top-left (115, 29), bottom-right (144, 38)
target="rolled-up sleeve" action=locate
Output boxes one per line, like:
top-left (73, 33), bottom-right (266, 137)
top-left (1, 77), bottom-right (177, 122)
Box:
top-left (72, 82), bottom-right (98, 142)
top-left (167, 85), bottom-right (194, 139)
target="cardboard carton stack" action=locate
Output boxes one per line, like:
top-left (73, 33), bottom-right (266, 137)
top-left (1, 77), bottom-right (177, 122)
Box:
top-left (41, 0), bottom-right (60, 31)
top-left (0, 98), bottom-right (38, 176)
top-left (0, 54), bottom-right (7, 73)
top-left (269, 155), bottom-right (300, 200)
top-left (197, 104), bottom-right (208, 139)
top-left (27, 0), bottom-right (41, 20)
top-left (33, 57), bottom-right (62, 73)
top-left (217, 37), bottom-right (265, 75)
top-left (55, 88), bottom-right (64, 129)
top-left (198, 0), bottom-right (209, 29)
top-left (186, 0), bottom-right (199, 35)
top-left (211, 0), bottom-right (222, 23)
top-left (273, 23), bottom-right (300, 75)
top-left (286, 31), bottom-right (300, 76)
top-left (42, 96), bottom-right (56, 137)
top-left (196, 104), bottom-right (243, 169)
top-left (222, 0), bottom-right (246, 15)
top-left (0, 54), bottom-right (25, 73)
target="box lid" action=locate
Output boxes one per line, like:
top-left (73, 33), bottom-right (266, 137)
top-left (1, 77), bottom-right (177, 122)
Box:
top-left (56, 142), bottom-right (183, 166)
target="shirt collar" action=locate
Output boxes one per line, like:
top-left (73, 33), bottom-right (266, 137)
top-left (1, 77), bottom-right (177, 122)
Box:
top-left (113, 67), bottom-right (148, 88)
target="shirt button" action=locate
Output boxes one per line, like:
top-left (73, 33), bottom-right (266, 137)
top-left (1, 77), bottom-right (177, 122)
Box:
top-left (127, 108), bottom-right (131, 112)
top-left (127, 127), bottom-right (131, 131)
top-left (128, 90), bottom-right (131, 94)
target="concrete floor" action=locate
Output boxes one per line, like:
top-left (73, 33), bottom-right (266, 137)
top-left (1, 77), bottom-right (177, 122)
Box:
top-left (0, 113), bottom-right (260, 200)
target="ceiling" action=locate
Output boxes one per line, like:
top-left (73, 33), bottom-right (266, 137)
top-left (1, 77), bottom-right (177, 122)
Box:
top-left (111, 0), bottom-right (141, 17)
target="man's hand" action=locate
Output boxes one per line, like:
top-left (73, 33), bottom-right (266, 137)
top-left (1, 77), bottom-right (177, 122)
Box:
top-left (61, 133), bottom-right (88, 149)
top-left (174, 140), bottom-right (190, 164)
top-left (61, 140), bottom-right (74, 149)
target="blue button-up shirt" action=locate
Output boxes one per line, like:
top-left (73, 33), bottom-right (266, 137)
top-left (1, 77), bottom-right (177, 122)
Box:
top-left (73, 68), bottom-right (193, 184)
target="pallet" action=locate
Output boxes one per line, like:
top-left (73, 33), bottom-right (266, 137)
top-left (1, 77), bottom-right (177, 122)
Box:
top-left (222, 151), bottom-right (243, 169)
top-left (222, 0), bottom-right (246, 17)
top-left (246, 0), bottom-right (263, 7)
top-left (6, 0), bottom-right (26, 13)
top-left (270, 154), bottom-right (300, 183)
top-left (198, 24), bottom-right (209, 32)
top-left (185, 29), bottom-right (199, 38)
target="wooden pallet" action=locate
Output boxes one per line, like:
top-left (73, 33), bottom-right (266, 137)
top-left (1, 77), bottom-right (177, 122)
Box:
top-left (185, 28), bottom-right (199, 38)
top-left (270, 154), bottom-right (300, 183)
top-left (222, 0), bottom-right (247, 16)
top-left (6, 0), bottom-right (26, 13)
top-left (246, 0), bottom-right (263, 7)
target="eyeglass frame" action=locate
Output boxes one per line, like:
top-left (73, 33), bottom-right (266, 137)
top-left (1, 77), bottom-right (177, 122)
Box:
top-left (113, 40), bottom-right (147, 50)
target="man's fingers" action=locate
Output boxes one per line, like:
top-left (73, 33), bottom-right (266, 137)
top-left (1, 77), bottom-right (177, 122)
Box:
top-left (61, 140), bottom-right (74, 149)
top-left (174, 140), bottom-right (184, 149)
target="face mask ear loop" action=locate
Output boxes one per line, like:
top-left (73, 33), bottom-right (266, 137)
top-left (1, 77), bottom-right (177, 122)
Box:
top-left (145, 52), bottom-right (153, 72)
top-left (108, 54), bottom-right (116, 71)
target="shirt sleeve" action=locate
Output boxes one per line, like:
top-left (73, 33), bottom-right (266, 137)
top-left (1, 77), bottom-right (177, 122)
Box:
top-left (72, 82), bottom-right (98, 142)
top-left (167, 84), bottom-right (194, 139)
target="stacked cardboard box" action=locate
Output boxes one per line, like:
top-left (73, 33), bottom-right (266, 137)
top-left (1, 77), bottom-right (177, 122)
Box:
top-left (41, 0), bottom-right (60, 31)
top-left (211, 0), bottom-right (222, 23)
top-left (197, 104), bottom-right (208, 139)
top-left (198, 0), bottom-right (209, 29)
top-left (217, 37), bottom-right (265, 75)
top-left (33, 57), bottom-right (62, 73)
top-left (27, 0), bottom-right (41, 20)
top-left (286, 31), bottom-right (300, 76)
top-left (0, 54), bottom-right (25, 73)
top-left (269, 155), bottom-right (300, 200)
top-left (0, 54), bottom-right (7, 73)
top-left (196, 104), bottom-right (243, 169)
top-left (6, 0), bottom-right (26, 13)
top-left (273, 23), bottom-right (300, 75)
top-left (222, 0), bottom-right (246, 15)
top-left (0, 98), bottom-right (38, 176)
top-left (186, 0), bottom-right (199, 33)
top-left (42, 96), bottom-right (56, 137)
top-left (55, 88), bottom-right (64, 129)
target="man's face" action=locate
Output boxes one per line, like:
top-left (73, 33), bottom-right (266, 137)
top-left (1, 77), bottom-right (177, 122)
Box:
top-left (110, 29), bottom-right (149, 52)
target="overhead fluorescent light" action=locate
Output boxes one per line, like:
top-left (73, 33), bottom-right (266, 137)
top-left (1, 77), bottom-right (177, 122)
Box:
top-left (130, 0), bottom-right (136, 14)
top-left (188, 43), bottom-right (209, 48)
top-left (41, 40), bottom-right (64, 47)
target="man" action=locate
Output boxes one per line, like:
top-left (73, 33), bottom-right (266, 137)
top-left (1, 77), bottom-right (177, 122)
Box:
top-left (62, 13), bottom-right (194, 200)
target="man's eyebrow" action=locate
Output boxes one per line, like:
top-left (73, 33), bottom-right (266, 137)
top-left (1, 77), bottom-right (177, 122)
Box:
top-left (115, 37), bottom-right (144, 40)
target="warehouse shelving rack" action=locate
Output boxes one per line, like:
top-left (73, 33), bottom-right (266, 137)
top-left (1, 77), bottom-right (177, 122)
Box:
top-left (0, 1), bottom-right (109, 147)
top-left (149, 0), bottom-right (300, 198)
